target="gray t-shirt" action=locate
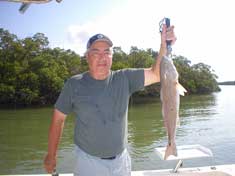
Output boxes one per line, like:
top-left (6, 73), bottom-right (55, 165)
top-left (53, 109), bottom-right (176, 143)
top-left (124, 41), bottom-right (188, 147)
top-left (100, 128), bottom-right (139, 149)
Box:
top-left (55, 68), bottom-right (144, 158)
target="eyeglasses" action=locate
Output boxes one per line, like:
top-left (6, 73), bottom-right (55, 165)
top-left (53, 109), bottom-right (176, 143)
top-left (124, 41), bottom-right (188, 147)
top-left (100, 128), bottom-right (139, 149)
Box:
top-left (89, 50), bottom-right (112, 58)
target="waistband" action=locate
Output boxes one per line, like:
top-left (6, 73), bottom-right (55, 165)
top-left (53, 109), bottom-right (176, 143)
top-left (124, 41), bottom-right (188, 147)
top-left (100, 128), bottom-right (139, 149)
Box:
top-left (101, 156), bottom-right (116, 160)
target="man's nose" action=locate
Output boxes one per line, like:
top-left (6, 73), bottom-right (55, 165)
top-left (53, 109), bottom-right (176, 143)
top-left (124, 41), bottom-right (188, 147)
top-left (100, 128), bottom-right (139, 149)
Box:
top-left (98, 52), bottom-right (108, 59)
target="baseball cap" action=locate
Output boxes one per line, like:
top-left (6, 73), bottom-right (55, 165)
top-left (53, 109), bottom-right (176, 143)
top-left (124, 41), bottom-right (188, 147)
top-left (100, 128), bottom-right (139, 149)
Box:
top-left (86, 34), bottom-right (113, 49)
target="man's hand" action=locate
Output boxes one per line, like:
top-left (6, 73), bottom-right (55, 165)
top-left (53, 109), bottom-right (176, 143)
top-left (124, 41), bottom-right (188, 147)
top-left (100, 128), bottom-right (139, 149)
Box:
top-left (44, 154), bottom-right (56, 173)
top-left (144, 23), bottom-right (177, 86)
top-left (44, 109), bottom-right (66, 173)
top-left (160, 24), bottom-right (177, 56)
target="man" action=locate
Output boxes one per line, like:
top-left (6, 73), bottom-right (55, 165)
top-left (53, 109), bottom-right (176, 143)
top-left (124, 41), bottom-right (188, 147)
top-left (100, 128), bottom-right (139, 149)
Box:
top-left (44, 24), bottom-right (176, 176)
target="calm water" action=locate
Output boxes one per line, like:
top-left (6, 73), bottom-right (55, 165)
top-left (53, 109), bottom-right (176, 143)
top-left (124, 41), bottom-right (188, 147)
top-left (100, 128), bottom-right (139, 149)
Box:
top-left (0, 86), bottom-right (235, 174)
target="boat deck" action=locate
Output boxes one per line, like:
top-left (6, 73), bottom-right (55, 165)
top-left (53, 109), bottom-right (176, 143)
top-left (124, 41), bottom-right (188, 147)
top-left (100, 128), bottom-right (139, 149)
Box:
top-left (2, 164), bottom-right (235, 176)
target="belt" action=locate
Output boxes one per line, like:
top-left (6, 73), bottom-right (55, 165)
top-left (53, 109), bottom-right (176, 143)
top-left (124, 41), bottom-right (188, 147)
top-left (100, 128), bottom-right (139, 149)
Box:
top-left (101, 156), bottom-right (116, 160)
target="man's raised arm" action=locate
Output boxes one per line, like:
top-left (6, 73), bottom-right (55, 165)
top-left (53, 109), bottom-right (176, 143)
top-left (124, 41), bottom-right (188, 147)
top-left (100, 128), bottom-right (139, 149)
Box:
top-left (144, 24), bottom-right (176, 86)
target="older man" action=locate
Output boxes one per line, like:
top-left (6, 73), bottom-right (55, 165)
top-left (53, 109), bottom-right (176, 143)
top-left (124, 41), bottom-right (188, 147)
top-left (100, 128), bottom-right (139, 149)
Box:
top-left (44, 24), bottom-right (176, 176)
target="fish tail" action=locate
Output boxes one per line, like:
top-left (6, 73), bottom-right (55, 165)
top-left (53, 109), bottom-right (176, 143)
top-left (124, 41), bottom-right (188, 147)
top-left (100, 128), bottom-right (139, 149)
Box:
top-left (164, 143), bottom-right (177, 160)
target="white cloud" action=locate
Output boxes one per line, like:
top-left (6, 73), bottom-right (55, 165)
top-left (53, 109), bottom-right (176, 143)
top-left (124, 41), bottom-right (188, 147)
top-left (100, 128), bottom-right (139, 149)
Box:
top-left (64, 0), bottom-right (164, 55)
top-left (62, 0), bottom-right (235, 81)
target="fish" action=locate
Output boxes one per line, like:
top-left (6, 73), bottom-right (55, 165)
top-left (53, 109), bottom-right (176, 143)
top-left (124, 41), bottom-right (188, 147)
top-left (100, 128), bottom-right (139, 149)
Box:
top-left (160, 56), bottom-right (187, 160)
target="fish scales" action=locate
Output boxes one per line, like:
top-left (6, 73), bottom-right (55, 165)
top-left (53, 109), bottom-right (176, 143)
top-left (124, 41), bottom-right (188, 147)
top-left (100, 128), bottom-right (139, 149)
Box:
top-left (160, 56), bottom-right (186, 160)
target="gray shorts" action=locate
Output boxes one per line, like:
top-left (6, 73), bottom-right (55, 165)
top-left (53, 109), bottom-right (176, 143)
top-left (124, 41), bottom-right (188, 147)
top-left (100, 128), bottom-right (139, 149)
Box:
top-left (74, 145), bottom-right (131, 176)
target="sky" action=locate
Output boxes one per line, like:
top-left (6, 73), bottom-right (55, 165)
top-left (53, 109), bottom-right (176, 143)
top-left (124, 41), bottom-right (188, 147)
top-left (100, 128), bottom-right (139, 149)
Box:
top-left (1, 0), bottom-right (235, 82)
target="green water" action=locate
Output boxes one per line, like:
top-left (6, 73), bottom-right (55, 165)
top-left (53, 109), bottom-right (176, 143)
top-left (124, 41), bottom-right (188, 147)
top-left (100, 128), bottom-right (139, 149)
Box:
top-left (0, 86), bottom-right (235, 174)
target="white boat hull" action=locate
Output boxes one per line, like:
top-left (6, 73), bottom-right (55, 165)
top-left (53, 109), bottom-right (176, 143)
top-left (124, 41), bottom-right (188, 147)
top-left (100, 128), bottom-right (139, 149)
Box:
top-left (2, 164), bottom-right (235, 176)
top-left (132, 164), bottom-right (235, 176)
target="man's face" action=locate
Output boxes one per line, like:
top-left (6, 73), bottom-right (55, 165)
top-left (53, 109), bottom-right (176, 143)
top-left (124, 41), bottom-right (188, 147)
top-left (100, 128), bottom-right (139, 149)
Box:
top-left (86, 41), bottom-right (113, 79)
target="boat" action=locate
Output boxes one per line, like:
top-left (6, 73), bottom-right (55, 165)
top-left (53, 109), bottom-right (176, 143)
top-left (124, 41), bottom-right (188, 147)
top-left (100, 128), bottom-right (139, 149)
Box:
top-left (132, 164), bottom-right (235, 176)
top-left (3, 165), bottom-right (235, 176)
top-left (132, 145), bottom-right (235, 175)
top-left (1, 145), bottom-right (234, 176)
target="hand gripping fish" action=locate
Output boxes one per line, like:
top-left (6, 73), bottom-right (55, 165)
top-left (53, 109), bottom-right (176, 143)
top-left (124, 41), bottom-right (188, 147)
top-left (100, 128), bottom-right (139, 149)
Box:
top-left (159, 18), bottom-right (187, 160)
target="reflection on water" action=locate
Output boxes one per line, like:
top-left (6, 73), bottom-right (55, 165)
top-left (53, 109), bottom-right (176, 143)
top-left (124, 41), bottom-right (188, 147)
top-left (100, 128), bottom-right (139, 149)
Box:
top-left (129, 86), bottom-right (235, 170)
top-left (0, 86), bottom-right (235, 174)
top-left (0, 107), bottom-right (75, 174)
top-left (127, 94), bottom-right (218, 169)
top-left (181, 94), bottom-right (218, 118)
top-left (0, 108), bottom-right (51, 174)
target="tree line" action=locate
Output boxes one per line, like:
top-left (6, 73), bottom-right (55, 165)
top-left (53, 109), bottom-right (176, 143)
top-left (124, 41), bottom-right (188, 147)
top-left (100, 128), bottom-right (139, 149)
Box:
top-left (218, 81), bottom-right (235, 85)
top-left (0, 28), bottom-right (220, 107)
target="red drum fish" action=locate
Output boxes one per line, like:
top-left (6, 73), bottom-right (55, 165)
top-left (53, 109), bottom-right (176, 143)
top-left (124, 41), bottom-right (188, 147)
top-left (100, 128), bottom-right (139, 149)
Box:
top-left (160, 56), bottom-right (187, 160)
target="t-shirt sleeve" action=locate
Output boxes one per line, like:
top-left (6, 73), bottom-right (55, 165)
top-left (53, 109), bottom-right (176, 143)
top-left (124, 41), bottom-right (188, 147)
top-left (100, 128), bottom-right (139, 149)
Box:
top-left (54, 79), bottom-right (73, 115)
top-left (123, 68), bottom-right (145, 94)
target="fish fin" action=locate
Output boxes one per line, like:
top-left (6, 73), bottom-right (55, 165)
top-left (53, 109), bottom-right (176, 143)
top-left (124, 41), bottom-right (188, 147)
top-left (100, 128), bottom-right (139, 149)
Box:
top-left (164, 143), bottom-right (177, 160)
top-left (177, 83), bottom-right (187, 96)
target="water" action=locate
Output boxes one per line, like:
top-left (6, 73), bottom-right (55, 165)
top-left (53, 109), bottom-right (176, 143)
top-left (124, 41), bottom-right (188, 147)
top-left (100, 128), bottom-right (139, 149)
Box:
top-left (0, 86), bottom-right (235, 174)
